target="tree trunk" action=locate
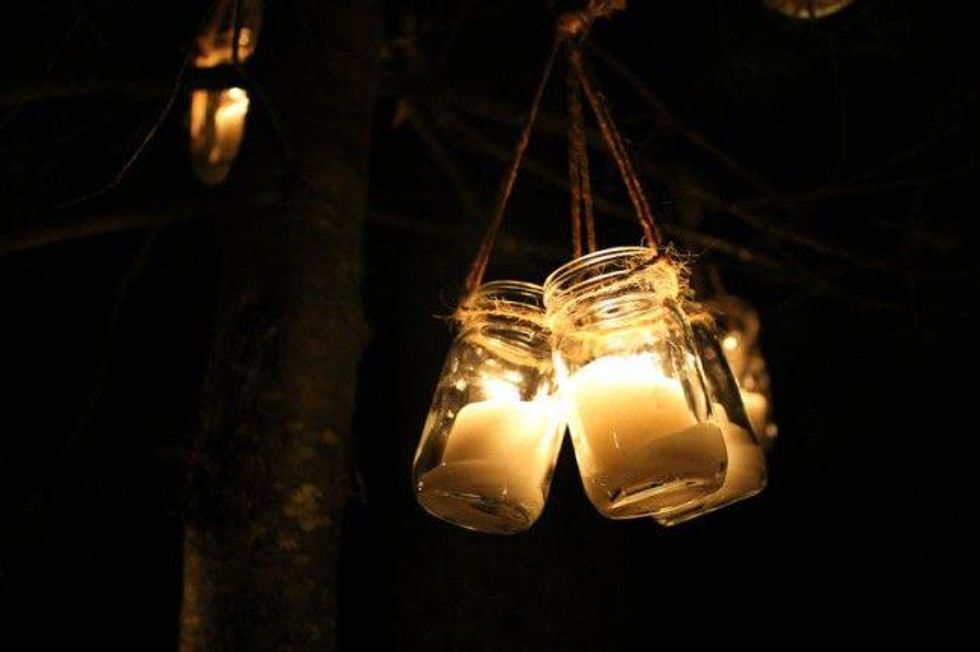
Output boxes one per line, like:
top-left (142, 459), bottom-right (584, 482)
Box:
top-left (179, 2), bottom-right (381, 650)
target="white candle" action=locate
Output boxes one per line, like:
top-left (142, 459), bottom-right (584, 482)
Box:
top-left (566, 354), bottom-right (727, 518)
top-left (657, 402), bottom-right (766, 525)
top-left (418, 398), bottom-right (561, 532)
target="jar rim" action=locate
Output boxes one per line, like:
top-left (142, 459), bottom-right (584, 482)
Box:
top-left (455, 280), bottom-right (546, 326)
top-left (467, 280), bottom-right (544, 309)
top-left (543, 246), bottom-right (660, 308)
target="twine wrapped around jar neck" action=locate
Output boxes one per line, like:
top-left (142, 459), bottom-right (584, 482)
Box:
top-left (453, 281), bottom-right (551, 363)
top-left (544, 247), bottom-right (690, 334)
top-left (455, 281), bottom-right (545, 323)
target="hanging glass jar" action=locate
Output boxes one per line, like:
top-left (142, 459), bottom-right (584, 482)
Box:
top-left (653, 308), bottom-right (767, 525)
top-left (195, 0), bottom-right (264, 68)
top-left (708, 295), bottom-right (779, 448)
top-left (412, 281), bottom-right (566, 534)
top-left (544, 247), bottom-right (728, 520)
top-left (188, 87), bottom-right (251, 186)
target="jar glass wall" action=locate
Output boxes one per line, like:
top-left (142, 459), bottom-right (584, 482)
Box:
top-left (189, 88), bottom-right (250, 186)
top-left (544, 247), bottom-right (727, 519)
top-left (412, 281), bottom-right (565, 534)
top-left (709, 296), bottom-right (778, 447)
top-left (653, 309), bottom-right (767, 525)
top-left (195, 0), bottom-right (264, 68)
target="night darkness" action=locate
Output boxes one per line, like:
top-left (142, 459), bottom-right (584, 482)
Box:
top-left (0, 1), bottom-right (973, 650)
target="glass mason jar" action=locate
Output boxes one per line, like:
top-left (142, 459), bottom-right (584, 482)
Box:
top-left (543, 247), bottom-right (728, 519)
top-left (653, 308), bottom-right (767, 525)
top-left (189, 87), bottom-right (250, 186)
top-left (708, 296), bottom-right (778, 448)
top-left (412, 281), bottom-right (565, 534)
top-left (195, 0), bottom-right (264, 68)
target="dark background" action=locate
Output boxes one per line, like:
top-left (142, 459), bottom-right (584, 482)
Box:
top-left (1, 1), bottom-right (973, 649)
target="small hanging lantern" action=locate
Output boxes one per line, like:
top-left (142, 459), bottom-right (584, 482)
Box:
top-left (544, 248), bottom-right (729, 519)
top-left (652, 308), bottom-right (767, 525)
top-left (708, 295), bottom-right (778, 447)
top-left (412, 282), bottom-right (566, 534)
top-left (187, 0), bottom-right (263, 185)
top-left (763, 0), bottom-right (855, 20)
top-left (413, 1), bottom-right (773, 534)
top-left (188, 87), bottom-right (251, 186)
top-left (195, 0), bottom-right (264, 68)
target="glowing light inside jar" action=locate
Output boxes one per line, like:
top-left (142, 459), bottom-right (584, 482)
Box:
top-left (194, 0), bottom-right (264, 68)
top-left (764, 0), bottom-right (855, 20)
top-left (418, 390), bottom-right (561, 532)
top-left (564, 353), bottom-right (727, 517)
top-left (189, 88), bottom-right (250, 186)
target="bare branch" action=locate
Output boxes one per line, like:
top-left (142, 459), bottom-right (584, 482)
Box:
top-left (589, 43), bottom-right (779, 198)
top-left (405, 106), bottom-right (481, 219)
top-left (0, 205), bottom-right (197, 257)
top-left (435, 109), bottom-right (782, 268)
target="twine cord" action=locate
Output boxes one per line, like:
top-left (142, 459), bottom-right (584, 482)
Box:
top-left (463, 36), bottom-right (560, 294)
top-left (463, 0), bottom-right (663, 298)
top-left (569, 46), bottom-right (660, 246)
top-left (566, 46), bottom-right (597, 258)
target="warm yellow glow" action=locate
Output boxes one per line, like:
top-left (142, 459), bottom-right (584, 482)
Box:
top-left (419, 397), bottom-right (562, 531)
top-left (740, 389), bottom-right (765, 431)
top-left (565, 354), bottom-right (726, 517)
top-left (720, 328), bottom-right (751, 380)
top-left (763, 0), bottom-right (855, 19)
top-left (722, 334), bottom-right (739, 352)
top-left (655, 400), bottom-right (766, 526)
top-left (189, 87), bottom-right (250, 186)
top-left (569, 354), bottom-right (699, 448)
top-left (194, 0), bottom-right (264, 68)
top-left (442, 400), bottom-right (557, 466)
top-left (480, 374), bottom-right (522, 403)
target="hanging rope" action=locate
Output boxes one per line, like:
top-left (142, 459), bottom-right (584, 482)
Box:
top-left (566, 48), bottom-right (596, 257)
top-left (462, 0), bottom-right (649, 295)
top-left (463, 36), bottom-right (560, 294)
top-left (568, 45), bottom-right (660, 247)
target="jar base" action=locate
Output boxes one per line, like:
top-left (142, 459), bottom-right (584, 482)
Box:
top-left (587, 473), bottom-right (725, 519)
top-left (654, 482), bottom-right (765, 526)
top-left (654, 464), bottom-right (766, 527)
top-left (654, 443), bottom-right (767, 526)
top-left (416, 461), bottom-right (546, 534)
top-left (417, 488), bottom-right (534, 534)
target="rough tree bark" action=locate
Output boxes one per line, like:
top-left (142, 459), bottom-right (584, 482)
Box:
top-left (179, 2), bottom-right (381, 650)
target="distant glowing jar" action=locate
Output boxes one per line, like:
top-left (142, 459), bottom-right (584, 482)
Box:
top-left (763, 0), bottom-right (854, 20)
top-left (195, 0), bottom-right (264, 68)
top-left (653, 309), bottom-right (767, 526)
top-left (412, 281), bottom-right (566, 534)
top-left (709, 296), bottom-right (778, 448)
top-left (189, 87), bottom-right (250, 186)
top-left (543, 247), bottom-right (727, 520)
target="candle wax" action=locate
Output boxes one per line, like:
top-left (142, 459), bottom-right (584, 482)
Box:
top-left (417, 399), bottom-right (560, 534)
top-left (566, 354), bottom-right (727, 518)
top-left (656, 402), bottom-right (767, 525)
